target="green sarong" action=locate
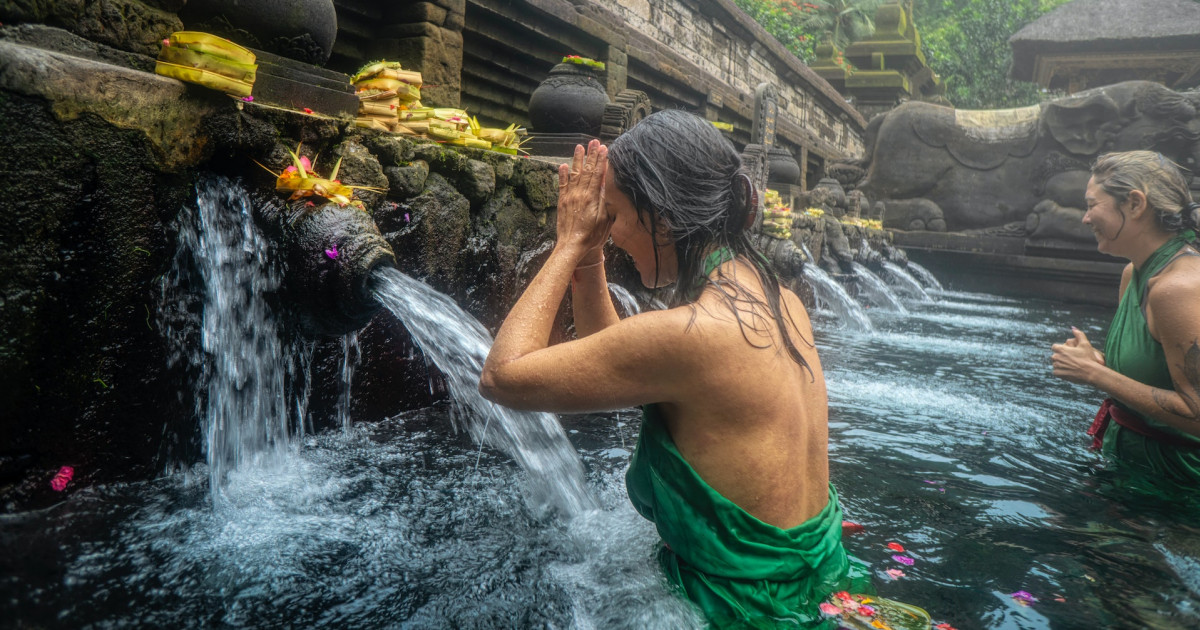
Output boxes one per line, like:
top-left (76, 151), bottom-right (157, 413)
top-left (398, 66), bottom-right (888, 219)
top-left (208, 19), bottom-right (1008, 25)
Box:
top-left (626, 405), bottom-right (868, 628)
top-left (1102, 230), bottom-right (1200, 484)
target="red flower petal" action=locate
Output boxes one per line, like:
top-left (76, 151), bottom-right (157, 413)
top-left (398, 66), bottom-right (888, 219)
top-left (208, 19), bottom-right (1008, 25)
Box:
top-left (887, 542), bottom-right (905, 552)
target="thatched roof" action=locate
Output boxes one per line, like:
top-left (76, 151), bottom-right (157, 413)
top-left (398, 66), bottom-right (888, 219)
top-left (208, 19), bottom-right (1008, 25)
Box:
top-left (1010, 0), bottom-right (1200, 81)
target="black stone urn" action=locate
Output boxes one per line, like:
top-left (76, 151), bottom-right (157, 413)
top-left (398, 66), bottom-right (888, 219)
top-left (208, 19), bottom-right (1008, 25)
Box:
top-left (528, 63), bottom-right (610, 136)
top-left (767, 146), bottom-right (802, 188)
top-left (814, 177), bottom-right (847, 211)
top-left (179, 0), bottom-right (338, 65)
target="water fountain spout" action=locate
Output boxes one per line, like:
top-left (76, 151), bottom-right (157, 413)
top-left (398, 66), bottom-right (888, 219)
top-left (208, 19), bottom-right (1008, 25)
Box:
top-left (260, 199), bottom-right (397, 336)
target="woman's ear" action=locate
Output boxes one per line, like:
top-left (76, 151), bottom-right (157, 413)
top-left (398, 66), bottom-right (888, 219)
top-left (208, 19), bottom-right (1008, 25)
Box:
top-left (1126, 189), bottom-right (1149, 219)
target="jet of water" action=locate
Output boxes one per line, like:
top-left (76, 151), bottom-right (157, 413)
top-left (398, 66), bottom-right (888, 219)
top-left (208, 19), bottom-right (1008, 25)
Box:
top-left (880, 260), bottom-right (932, 302)
top-left (851, 262), bottom-right (908, 314)
top-left (370, 266), bottom-right (597, 517)
top-left (161, 176), bottom-right (295, 504)
top-left (607, 282), bottom-right (642, 316)
top-left (905, 260), bottom-right (945, 291)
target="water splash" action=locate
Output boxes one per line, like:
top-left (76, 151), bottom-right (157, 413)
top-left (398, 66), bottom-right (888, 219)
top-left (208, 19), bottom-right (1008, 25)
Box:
top-left (880, 260), bottom-right (933, 302)
top-left (160, 175), bottom-right (296, 503)
top-left (607, 282), bottom-right (642, 316)
top-left (906, 261), bottom-right (944, 291)
top-left (851, 262), bottom-right (908, 313)
top-left (370, 266), bottom-right (596, 517)
top-left (796, 241), bottom-right (873, 331)
top-left (803, 265), bottom-right (874, 332)
top-left (336, 331), bottom-right (361, 431)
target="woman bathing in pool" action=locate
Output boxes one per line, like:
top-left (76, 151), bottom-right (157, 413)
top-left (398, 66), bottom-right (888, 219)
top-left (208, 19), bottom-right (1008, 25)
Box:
top-left (1052, 150), bottom-right (1200, 484)
top-left (480, 110), bottom-right (864, 626)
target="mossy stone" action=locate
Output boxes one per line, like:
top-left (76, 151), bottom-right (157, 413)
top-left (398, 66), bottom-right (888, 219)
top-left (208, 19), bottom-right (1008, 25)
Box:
top-left (384, 160), bottom-right (429, 199)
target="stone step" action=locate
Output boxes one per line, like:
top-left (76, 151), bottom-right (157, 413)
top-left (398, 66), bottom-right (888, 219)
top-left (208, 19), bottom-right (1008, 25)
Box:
top-left (251, 71), bottom-right (359, 117)
top-left (250, 47), bottom-right (352, 85)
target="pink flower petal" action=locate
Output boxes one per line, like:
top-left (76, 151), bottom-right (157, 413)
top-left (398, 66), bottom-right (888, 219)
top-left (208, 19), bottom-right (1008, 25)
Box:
top-left (1010, 591), bottom-right (1036, 605)
top-left (886, 569), bottom-right (905, 580)
top-left (50, 466), bottom-right (74, 491)
top-left (892, 554), bottom-right (915, 566)
top-left (818, 602), bottom-right (841, 616)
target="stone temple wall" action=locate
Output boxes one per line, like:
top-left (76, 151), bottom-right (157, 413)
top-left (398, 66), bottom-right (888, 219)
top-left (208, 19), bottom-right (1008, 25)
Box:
top-left (456, 0), bottom-right (865, 181)
top-left (594, 0), bottom-right (864, 159)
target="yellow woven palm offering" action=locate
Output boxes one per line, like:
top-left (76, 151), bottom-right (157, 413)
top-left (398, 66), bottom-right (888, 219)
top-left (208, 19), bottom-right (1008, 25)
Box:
top-left (155, 31), bottom-right (257, 97)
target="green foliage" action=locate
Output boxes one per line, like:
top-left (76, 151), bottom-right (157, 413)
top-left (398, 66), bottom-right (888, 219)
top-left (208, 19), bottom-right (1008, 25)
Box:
top-left (731, 0), bottom-right (822, 62)
top-left (732, 0), bottom-right (1082, 108)
top-left (798, 0), bottom-right (887, 51)
top-left (911, 0), bottom-right (1074, 108)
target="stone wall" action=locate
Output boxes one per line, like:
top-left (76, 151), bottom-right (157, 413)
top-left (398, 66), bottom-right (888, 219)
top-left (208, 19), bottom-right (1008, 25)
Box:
top-left (455, 0), bottom-right (865, 181)
top-left (596, 0), bottom-right (864, 158)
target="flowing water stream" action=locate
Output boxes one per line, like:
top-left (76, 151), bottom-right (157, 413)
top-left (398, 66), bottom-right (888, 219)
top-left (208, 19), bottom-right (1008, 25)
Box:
top-left (5, 180), bottom-right (1199, 628)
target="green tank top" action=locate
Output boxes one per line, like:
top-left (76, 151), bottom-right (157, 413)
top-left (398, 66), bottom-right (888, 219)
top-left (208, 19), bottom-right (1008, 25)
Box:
top-left (1102, 230), bottom-right (1200, 482)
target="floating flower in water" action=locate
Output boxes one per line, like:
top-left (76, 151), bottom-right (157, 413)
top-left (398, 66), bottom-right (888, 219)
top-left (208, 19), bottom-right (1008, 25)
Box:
top-left (1010, 591), bottom-right (1036, 606)
top-left (892, 554), bottom-right (914, 566)
top-left (887, 542), bottom-right (905, 552)
top-left (303, 107), bottom-right (314, 114)
top-left (325, 244), bottom-right (339, 259)
top-left (404, 213), bottom-right (411, 222)
top-left (818, 602), bottom-right (841, 616)
top-left (50, 466), bottom-right (74, 491)
top-left (242, 95), bottom-right (254, 102)
top-left (842, 520), bottom-right (865, 535)
top-left (886, 569), bottom-right (905, 580)
top-left (935, 623), bottom-right (959, 630)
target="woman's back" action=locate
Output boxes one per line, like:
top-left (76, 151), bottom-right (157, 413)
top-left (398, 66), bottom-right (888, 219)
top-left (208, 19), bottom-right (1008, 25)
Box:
top-left (653, 257), bottom-right (829, 528)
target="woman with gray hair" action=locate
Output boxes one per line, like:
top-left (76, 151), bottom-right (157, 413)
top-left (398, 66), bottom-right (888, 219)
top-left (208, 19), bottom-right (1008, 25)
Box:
top-left (479, 111), bottom-right (882, 626)
top-left (1052, 150), bottom-right (1200, 485)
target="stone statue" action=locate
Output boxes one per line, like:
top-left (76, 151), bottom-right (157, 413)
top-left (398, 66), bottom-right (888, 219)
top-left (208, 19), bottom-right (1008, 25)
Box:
top-left (854, 81), bottom-right (1200, 241)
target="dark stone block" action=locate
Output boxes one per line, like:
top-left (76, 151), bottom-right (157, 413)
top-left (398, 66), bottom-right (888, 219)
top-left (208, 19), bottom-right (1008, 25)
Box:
top-left (522, 132), bottom-right (597, 158)
top-left (251, 71), bottom-right (359, 117)
top-left (457, 158), bottom-right (496, 210)
top-left (384, 160), bottom-right (430, 199)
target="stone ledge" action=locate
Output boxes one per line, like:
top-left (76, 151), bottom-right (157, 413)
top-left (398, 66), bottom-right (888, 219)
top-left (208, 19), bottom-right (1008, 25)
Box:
top-left (0, 38), bottom-right (219, 170)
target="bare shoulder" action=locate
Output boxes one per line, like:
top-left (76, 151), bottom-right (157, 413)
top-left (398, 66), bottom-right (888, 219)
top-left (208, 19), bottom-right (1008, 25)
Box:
top-left (1147, 255), bottom-right (1200, 341)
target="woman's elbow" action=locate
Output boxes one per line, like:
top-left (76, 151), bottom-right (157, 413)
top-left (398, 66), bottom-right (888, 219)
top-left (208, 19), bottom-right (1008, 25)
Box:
top-left (478, 363), bottom-right (521, 408)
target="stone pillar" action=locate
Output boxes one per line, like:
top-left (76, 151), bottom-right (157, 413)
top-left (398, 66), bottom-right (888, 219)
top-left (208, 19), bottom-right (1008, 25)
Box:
top-left (798, 145), bottom-right (809, 191)
top-left (604, 45), bottom-right (628, 100)
top-left (751, 82), bottom-right (779, 150)
top-left (705, 90), bottom-right (723, 123)
top-left (370, 0), bottom-right (465, 107)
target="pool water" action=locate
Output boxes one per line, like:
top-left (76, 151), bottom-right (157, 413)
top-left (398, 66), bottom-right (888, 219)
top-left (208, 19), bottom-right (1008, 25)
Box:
top-left (4, 290), bottom-right (1199, 629)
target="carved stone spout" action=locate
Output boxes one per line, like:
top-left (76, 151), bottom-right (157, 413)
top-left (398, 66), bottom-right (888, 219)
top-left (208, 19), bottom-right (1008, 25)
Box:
top-left (260, 199), bottom-right (396, 336)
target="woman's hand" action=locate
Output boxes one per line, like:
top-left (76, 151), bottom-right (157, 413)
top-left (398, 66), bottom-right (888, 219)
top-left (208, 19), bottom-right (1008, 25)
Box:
top-left (556, 140), bottom-right (612, 260)
top-left (1051, 327), bottom-right (1105, 385)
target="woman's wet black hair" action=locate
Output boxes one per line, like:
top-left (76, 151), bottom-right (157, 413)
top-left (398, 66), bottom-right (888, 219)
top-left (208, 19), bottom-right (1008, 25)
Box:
top-left (607, 109), bottom-right (813, 374)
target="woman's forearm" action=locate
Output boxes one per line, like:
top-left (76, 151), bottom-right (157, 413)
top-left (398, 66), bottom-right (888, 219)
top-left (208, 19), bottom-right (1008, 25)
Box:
top-left (1090, 365), bottom-right (1200, 438)
top-left (485, 243), bottom-right (585, 372)
top-left (571, 252), bottom-right (620, 337)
